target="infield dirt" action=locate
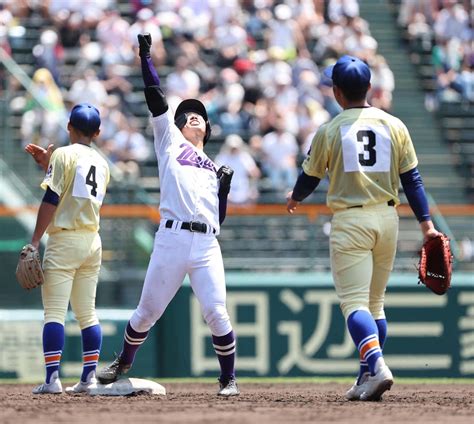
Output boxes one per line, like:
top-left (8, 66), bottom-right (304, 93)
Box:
top-left (1, 382), bottom-right (472, 423)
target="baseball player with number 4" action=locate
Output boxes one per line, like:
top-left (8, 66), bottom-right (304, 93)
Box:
top-left (286, 55), bottom-right (441, 401)
top-left (97, 33), bottom-right (239, 396)
top-left (23, 103), bottom-right (110, 394)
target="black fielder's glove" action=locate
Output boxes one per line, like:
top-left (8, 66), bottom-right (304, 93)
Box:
top-left (217, 165), bottom-right (234, 195)
top-left (138, 33), bottom-right (152, 57)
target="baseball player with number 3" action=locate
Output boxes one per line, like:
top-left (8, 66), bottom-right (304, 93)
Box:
top-left (25, 104), bottom-right (110, 394)
top-left (97, 33), bottom-right (239, 396)
top-left (286, 56), bottom-right (440, 401)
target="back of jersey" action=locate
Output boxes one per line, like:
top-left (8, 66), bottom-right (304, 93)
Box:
top-left (41, 143), bottom-right (110, 233)
top-left (303, 107), bottom-right (418, 210)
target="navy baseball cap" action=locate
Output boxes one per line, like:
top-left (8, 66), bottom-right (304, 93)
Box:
top-left (69, 103), bottom-right (101, 135)
top-left (323, 55), bottom-right (371, 91)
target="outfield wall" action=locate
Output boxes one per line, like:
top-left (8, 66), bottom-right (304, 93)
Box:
top-left (1, 272), bottom-right (472, 380)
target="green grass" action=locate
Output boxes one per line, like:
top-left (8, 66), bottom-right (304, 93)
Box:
top-left (2, 377), bottom-right (474, 385)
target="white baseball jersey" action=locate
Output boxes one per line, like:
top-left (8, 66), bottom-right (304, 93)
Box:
top-left (151, 110), bottom-right (220, 233)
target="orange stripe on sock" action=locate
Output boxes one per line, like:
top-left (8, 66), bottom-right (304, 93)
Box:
top-left (360, 339), bottom-right (380, 359)
top-left (83, 354), bottom-right (99, 362)
top-left (45, 354), bottom-right (61, 363)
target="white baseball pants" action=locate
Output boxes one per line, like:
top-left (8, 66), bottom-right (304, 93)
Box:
top-left (130, 222), bottom-right (232, 337)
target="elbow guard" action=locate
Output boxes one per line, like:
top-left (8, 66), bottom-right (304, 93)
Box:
top-left (144, 86), bottom-right (169, 117)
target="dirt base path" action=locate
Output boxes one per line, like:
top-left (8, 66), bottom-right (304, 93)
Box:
top-left (1, 382), bottom-right (472, 424)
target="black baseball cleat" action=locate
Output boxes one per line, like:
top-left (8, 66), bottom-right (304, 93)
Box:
top-left (217, 376), bottom-right (240, 397)
top-left (97, 355), bottom-right (131, 384)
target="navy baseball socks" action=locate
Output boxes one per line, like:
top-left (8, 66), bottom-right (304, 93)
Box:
top-left (213, 330), bottom-right (240, 396)
top-left (97, 322), bottom-right (147, 384)
top-left (346, 310), bottom-right (393, 401)
top-left (32, 322), bottom-right (64, 394)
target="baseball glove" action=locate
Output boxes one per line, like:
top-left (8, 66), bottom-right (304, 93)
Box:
top-left (418, 233), bottom-right (452, 295)
top-left (15, 244), bottom-right (45, 290)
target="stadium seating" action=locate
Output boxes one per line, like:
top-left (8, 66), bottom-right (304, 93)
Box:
top-left (0, 1), bottom-right (472, 303)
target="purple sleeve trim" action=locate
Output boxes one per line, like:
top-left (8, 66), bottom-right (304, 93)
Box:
top-left (400, 167), bottom-right (431, 222)
top-left (141, 55), bottom-right (160, 87)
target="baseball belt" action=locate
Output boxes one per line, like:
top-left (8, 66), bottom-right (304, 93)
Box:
top-left (165, 220), bottom-right (216, 234)
top-left (348, 199), bottom-right (395, 209)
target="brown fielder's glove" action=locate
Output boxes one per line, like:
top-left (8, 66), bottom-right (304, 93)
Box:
top-left (418, 233), bottom-right (453, 295)
top-left (15, 244), bottom-right (45, 290)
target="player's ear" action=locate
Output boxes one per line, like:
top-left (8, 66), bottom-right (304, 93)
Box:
top-left (91, 129), bottom-right (101, 139)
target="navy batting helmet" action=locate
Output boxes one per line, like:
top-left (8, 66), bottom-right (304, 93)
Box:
top-left (174, 99), bottom-right (212, 145)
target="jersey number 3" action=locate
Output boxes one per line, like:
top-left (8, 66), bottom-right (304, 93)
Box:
top-left (73, 161), bottom-right (106, 202)
top-left (341, 125), bottom-right (391, 173)
top-left (357, 130), bottom-right (376, 166)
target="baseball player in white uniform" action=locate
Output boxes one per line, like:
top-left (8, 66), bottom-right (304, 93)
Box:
top-left (97, 34), bottom-right (239, 396)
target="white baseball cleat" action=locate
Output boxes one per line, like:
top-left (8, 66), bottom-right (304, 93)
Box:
top-left (345, 372), bottom-right (370, 401)
top-left (32, 374), bottom-right (62, 395)
top-left (65, 377), bottom-right (98, 394)
top-left (217, 376), bottom-right (240, 397)
top-left (359, 365), bottom-right (393, 401)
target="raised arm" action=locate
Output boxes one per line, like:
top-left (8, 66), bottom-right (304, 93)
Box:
top-left (138, 33), bottom-right (168, 117)
top-left (138, 34), bottom-right (161, 87)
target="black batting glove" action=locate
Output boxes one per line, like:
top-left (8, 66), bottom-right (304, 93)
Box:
top-left (138, 33), bottom-right (152, 57)
top-left (217, 165), bottom-right (234, 195)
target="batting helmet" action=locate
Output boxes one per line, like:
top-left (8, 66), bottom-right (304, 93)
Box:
top-left (174, 99), bottom-right (212, 145)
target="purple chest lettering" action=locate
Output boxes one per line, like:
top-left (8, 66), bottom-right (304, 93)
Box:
top-left (176, 144), bottom-right (216, 172)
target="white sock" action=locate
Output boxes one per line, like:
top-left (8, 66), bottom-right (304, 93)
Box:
top-left (82, 370), bottom-right (96, 384)
top-left (49, 370), bottom-right (59, 383)
top-left (374, 357), bottom-right (386, 374)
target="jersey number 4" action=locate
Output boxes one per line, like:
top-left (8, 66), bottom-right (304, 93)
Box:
top-left (341, 125), bottom-right (391, 173)
top-left (73, 161), bottom-right (106, 202)
top-left (85, 165), bottom-right (98, 197)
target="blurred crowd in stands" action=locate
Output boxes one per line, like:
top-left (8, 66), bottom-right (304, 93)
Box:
top-left (398, 0), bottom-right (473, 109)
top-left (0, 0), bottom-right (470, 204)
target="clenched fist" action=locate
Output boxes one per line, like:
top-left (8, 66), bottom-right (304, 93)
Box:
top-left (217, 165), bottom-right (234, 195)
top-left (138, 33), bottom-right (152, 57)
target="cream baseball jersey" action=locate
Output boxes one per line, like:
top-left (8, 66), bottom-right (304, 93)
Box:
top-left (151, 109), bottom-right (220, 233)
top-left (41, 143), bottom-right (110, 233)
top-left (303, 107), bottom-right (418, 210)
